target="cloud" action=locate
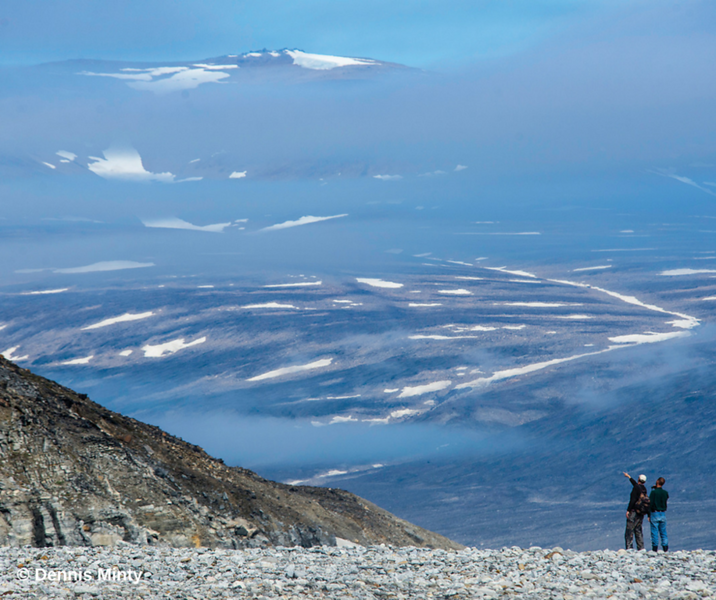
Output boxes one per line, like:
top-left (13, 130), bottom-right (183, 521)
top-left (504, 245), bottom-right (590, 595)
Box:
top-left (373, 174), bottom-right (403, 181)
top-left (141, 217), bottom-right (234, 233)
top-left (454, 165), bottom-right (468, 171)
top-left (261, 214), bottom-right (348, 231)
top-left (88, 145), bottom-right (175, 182)
top-left (229, 171), bottom-right (247, 179)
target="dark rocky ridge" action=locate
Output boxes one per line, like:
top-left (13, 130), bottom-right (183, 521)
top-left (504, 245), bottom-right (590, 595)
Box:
top-left (0, 357), bottom-right (461, 550)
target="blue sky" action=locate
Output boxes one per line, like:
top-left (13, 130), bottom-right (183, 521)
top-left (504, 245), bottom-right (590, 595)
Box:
top-left (0, 0), bottom-right (624, 67)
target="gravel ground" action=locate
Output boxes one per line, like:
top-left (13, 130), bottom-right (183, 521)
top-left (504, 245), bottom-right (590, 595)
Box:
top-left (0, 544), bottom-right (714, 599)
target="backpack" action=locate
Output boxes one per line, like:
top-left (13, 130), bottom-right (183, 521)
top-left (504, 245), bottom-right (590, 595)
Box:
top-left (634, 492), bottom-right (651, 515)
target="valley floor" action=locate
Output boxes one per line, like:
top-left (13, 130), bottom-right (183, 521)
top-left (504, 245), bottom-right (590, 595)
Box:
top-left (0, 544), bottom-right (713, 599)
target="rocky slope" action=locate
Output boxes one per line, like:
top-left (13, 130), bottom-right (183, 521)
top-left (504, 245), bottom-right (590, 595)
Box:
top-left (1, 545), bottom-right (713, 599)
top-left (0, 357), bottom-right (460, 550)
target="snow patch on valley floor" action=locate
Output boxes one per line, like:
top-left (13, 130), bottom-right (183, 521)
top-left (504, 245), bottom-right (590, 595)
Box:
top-left (456, 349), bottom-right (614, 389)
top-left (500, 302), bottom-right (581, 308)
top-left (409, 335), bottom-right (480, 340)
top-left (142, 337), bottom-right (206, 358)
top-left (389, 408), bottom-right (420, 419)
top-left (485, 267), bottom-right (539, 279)
top-left (450, 325), bottom-right (497, 332)
top-left (82, 311), bottom-right (154, 330)
top-left (438, 289), bottom-right (471, 295)
top-left (608, 331), bottom-right (689, 345)
top-left (21, 288), bottom-right (69, 295)
top-left (458, 330), bottom-right (691, 390)
top-left (446, 260), bottom-right (473, 267)
top-left (660, 268), bottom-right (716, 276)
top-left (1, 347), bottom-right (29, 361)
top-left (548, 277), bottom-right (699, 329)
top-left (241, 302), bottom-right (299, 309)
top-left (247, 358), bottom-right (333, 382)
top-left (356, 278), bottom-right (403, 289)
top-left (573, 265), bottom-right (612, 272)
top-left (61, 355), bottom-right (94, 365)
top-left (262, 214), bottom-right (347, 231)
top-left (264, 282), bottom-right (322, 288)
top-left (142, 217), bottom-right (234, 233)
top-left (398, 380), bottom-right (452, 398)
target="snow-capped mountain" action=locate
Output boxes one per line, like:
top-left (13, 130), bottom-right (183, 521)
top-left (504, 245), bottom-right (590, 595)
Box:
top-left (37, 49), bottom-right (410, 94)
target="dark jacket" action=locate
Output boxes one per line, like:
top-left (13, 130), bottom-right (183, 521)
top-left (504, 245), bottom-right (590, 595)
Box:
top-left (650, 487), bottom-right (669, 512)
top-left (627, 478), bottom-right (647, 512)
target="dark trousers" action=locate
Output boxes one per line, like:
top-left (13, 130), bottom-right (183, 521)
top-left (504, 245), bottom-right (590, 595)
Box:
top-left (625, 511), bottom-right (645, 550)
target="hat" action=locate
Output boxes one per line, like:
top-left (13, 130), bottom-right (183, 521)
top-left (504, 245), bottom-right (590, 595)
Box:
top-left (638, 474), bottom-right (647, 483)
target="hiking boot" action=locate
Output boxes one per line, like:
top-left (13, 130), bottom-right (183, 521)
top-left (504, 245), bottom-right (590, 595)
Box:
top-left (663, 546), bottom-right (668, 552)
top-left (652, 546), bottom-right (658, 552)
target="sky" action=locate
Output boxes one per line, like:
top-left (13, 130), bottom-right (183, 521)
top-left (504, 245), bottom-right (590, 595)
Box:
top-left (0, 0), bottom-right (654, 67)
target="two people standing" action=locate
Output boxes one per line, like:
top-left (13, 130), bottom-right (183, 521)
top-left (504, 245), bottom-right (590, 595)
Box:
top-left (623, 472), bottom-right (669, 551)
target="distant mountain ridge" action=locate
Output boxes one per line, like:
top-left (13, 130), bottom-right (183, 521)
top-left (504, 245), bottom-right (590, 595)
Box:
top-left (0, 47), bottom-right (417, 181)
top-left (0, 356), bottom-right (461, 550)
top-left (32, 49), bottom-right (412, 94)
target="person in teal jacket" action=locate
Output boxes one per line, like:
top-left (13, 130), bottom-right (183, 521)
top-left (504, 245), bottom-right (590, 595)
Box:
top-left (649, 477), bottom-right (669, 552)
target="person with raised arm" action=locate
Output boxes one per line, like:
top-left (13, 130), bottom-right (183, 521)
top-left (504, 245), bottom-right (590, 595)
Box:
top-left (623, 472), bottom-right (648, 550)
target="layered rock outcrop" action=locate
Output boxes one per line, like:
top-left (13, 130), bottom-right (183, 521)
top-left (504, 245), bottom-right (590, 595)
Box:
top-left (0, 357), bottom-right (461, 550)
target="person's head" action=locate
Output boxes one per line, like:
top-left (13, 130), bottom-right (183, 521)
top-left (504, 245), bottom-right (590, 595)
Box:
top-left (638, 474), bottom-right (647, 483)
top-left (655, 477), bottom-right (665, 487)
